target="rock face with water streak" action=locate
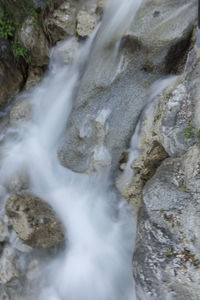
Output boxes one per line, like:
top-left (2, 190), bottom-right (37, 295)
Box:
top-left (58, 0), bottom-right (196, 173)
top-left (6, 194), bottom-right (64, 249)
top-left (126, 46), bottom-right (200, 299)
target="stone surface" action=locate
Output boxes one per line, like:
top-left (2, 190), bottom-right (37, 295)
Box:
top-left (76, 10), bottom-right (97, 37)
top-left (44, 1), bottom-right (77, 44)
top-left (58, 0), bottom-right (196, 173)
top-left (0, 246), bottom-right (19, 285)
top-left (129, 46), bottom-right (200, 299)
top-left (0, 39), bottom-right (24, 109)
top-left (122, 141), bottom-right (168, 214)
top-left (6, 193), bottom-right (64, 249)
top-left (50, 38), bottom-right (80, 67)
top-left (25, 67), bottom-right (43, 90)
top-left (129, 0), bottom-right (196, 73)
top-left (19, 17), bottom-right (50, 66)
top-left (133, 148), bottom-right (200, 300)
top-left (9, 98), bottom-right (32, 123)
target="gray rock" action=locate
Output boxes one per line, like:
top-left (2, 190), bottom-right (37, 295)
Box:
top-left (58, 0), bottom-right (196, 173)
top-left (6, 194), bottom-right (64, 249)
top-left (0, 218), bottom-right (9, 243)
top-left (133, 150), bottom-right (200, 300)
top-left (9, 98), bottom-right (32, 123)
top-left (76, 10), bottom-right (98, 38)
top-left (0, 246), bottom-right (19, 286)
top-left (0, 39), bottom-right (24, 109)
top-left (44, 1), bottom-right (77, 44)
top-left (0, 285), bottom-right (9, 300)
top-left (25, 67), bottom-right (43, 90)
top-left (50, 38), bottom-right (80, 66)
top-left (18, 17), bottom-right (50, 66)
top-left (129, 0), bottom-right (196, 72)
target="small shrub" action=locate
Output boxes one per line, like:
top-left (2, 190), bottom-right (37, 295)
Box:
top-left (184, 124), bottom-right (195, 139)
top-left (12, 39), bottom-right (31, 63)
top-left (166, 247), bottom-right (173, 257)
top-left (0, 9), bottom-right (15, 39)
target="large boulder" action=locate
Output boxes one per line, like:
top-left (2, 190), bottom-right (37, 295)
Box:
top-left (58, 0), bottom-right (196, 173)
top-left (6, 193), bottom-right (64, 249)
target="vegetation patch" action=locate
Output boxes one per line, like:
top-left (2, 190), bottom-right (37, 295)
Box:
top-left (184, 124), bottom-right (200, 148)
top-left (0, 0), bottom-right (54, 63)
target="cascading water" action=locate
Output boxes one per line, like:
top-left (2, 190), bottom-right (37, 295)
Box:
top-left (0, 0), bottom-right (144, 300)
top-left (117, 76), bottom-right (177, 191)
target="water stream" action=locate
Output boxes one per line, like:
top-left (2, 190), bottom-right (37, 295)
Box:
top-left (0, 0), bottom-right (144, 299)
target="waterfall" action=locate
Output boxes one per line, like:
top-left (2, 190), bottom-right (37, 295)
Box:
top-left (0, 0), bottom-right (143, 299)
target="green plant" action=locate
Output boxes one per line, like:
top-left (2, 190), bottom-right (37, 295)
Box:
top-left (27, 8), bottom-right (39, 26)
top-left (166, 247), bottom-right (173, 257)
top-left (0, 9), bottom-right (15, 39)
top-left (12, 39), bottom-right (31, 63)
top-left (179, 182), bottom-right (186, 190)
top-left (184, 124), bottom-right (195, 139)
top-left (196, 129), bottom-right (200, 148)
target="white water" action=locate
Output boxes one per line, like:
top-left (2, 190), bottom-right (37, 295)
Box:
top-left (0, 1), bottom-right (143, 300)
top-left (118, 76), bottom-right (177, 191)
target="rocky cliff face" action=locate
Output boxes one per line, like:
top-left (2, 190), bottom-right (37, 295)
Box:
top-left (126, 46), bottom-right (200, 300)
top-left (0, 0), bottom-right (199, 299)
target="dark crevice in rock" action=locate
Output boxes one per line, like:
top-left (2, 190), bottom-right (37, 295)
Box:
top-left (164, 29), bottom-right (194, 75)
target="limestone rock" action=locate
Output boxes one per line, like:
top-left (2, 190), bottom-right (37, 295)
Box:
top-left (96, 0), bottom-right (106, 15)
top-left (50, 38), bottom-right (80, 67)
top-left (58, 0), bottom-right (196, 173)
top-left (0, 39), bottom-right (24, 109)
top-left (45, 1), bottom-right (77, 44)
top-left (133, 148), bottom-right (200, 300)
top-left (10, 98), bottom-right (32, 122)
top-left (0, 218), bottom-right (9, 243)
top-left (0, 246), bottom-right (19, 285)
top-left (76, 11), bottom-right (97, 38)
top-left (130, 45), bottom-right (200, 299)
top-left (122, 141), bottom-right (168, 214)
top-left (129, 0), bottom-right (196, 72)
top-left (25, 67), bottom-right (43, 90)
top-left (18, 17), bottom-right (50, 66)
top-left (6, 194), bottom-right (64, 249)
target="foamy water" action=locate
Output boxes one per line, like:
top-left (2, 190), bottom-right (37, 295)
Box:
top-left (0, 0), bottom-right (144, 299)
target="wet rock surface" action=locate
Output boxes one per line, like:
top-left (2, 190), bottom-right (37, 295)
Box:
top-left (133, 150), bottom-right (200, 300)
top-left (9, 98), bottom-right (32, 123)
top-left (58, 0), bottom-right (196, 173)
top-left (6, 194), bottom-right (64, 249)
top-left (44, 1), bottom-right (77, 44)
top-left (19, 17), bottom-right (50, 67)
top-left (76, 10), bottom-right (97, 38)
top-left (0, 39), bottom-right (25, 109)
top-left (127, 46), bottom-right (200, 299)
